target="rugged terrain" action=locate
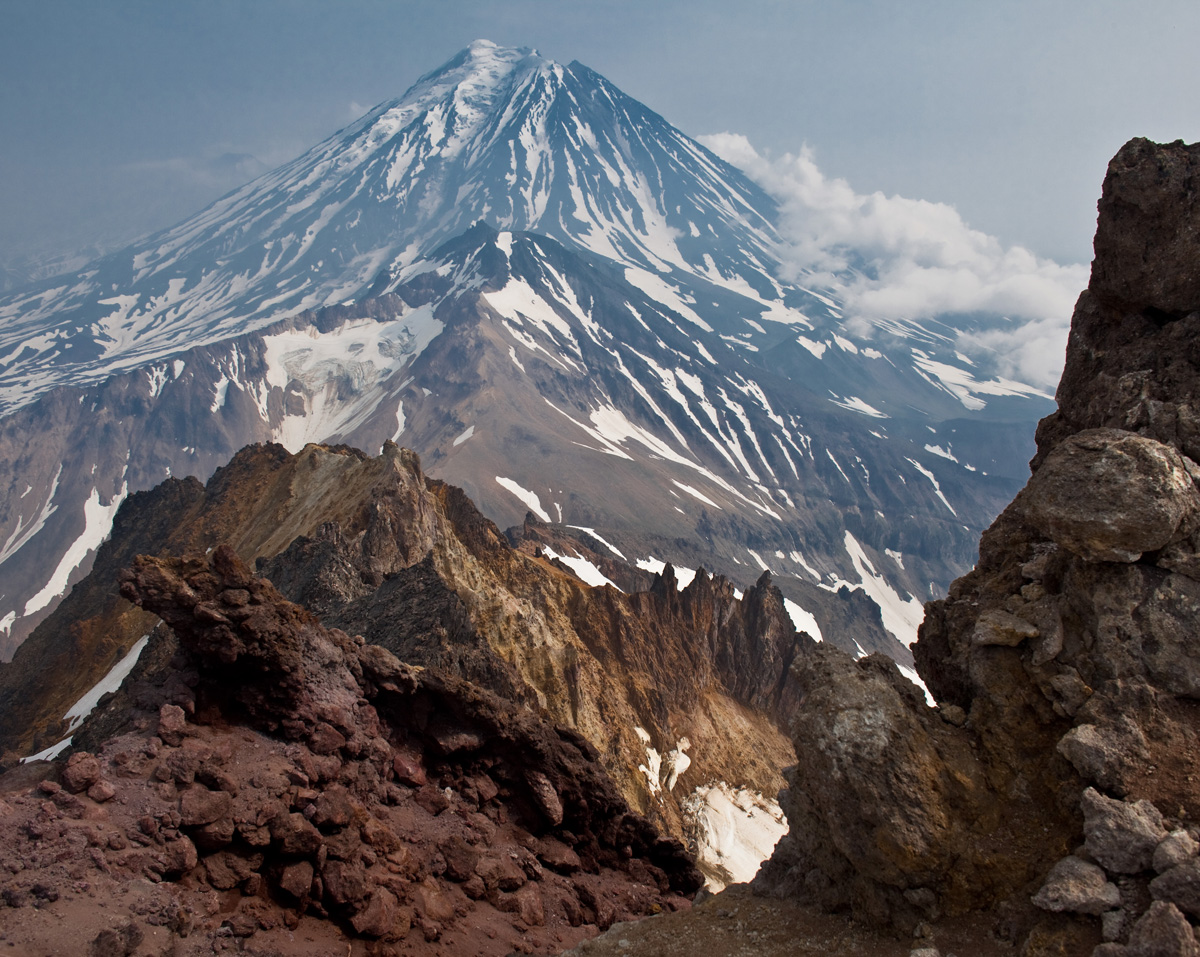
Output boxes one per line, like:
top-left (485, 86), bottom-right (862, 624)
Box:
top-left (0, 542), bottom-right (700, 956)
top-left (0, 439), bottom-right (803, 889)
top-left (743, 138), bottom-right (1200, 955)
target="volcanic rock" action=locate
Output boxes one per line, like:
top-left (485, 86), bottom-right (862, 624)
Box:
top-left (1083, 788), bottom-right (1168, 875)
top-left (0, 538), bottom-right (703, 955)
top-left (755, 137), bottom-right (1200, 952)
top-left (1031, 856), bottom-right (1122, 915)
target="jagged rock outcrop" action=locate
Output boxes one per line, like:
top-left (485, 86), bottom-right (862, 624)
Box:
top-left (0, 438), bottom-right (806, 885)
top-left (0, 544), bottom-right (700, 955)
top-left (758, 138), bottom-right (1200, 956)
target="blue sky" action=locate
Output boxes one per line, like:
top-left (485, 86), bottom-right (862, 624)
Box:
top-left (2, 0), bottom-right (1198, 270)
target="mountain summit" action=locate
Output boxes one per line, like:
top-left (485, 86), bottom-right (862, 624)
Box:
top-left (0, 40), bottom-right (797, 411)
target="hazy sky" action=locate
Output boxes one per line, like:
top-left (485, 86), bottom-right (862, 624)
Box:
top-left (2, 0), bottom-right (1198, 271)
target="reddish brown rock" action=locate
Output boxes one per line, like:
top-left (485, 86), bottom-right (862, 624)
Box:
top-left (278, 859), bottom-right (315, 900)
top-left (157, 704), bottom-right (187, 746)
top-left (392, 749), bottom-right (426, 787)
top-left (62, 752), bottom-right (102, 793)
top-left (312, 785), bottom-right (358, 830)
top-left (87, 779), bottom-right (117, 803)
top-left (270, 812), bottom-right (323, 856)
top-left (322, 858), bottom-right (369, 907)
top-left (179, 785), bottom-right (232, 827)
top-left (350, 887), bottom-right (399, 938)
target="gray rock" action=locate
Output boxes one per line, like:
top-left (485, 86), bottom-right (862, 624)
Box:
top-left (971, 609), bottom-right (1039, 647)
top-left (1156, 831), bottom-right (1200, 875)
top-left (1124, 901), bottom-right (1200, 957)
top-left (1091, 138), bottom-right (1200, 315)
top-left (1082, 788), bottom-right (1168, 873)
top-left (1057, 722), bottom-right (1151, 794)
top-left (1101, 909), bottom-right (1125, 942)
top-left (1025, 429), bottom-right (1198, 564)
top-left (1150, 861), bottom-right (1200, 918)
top-left (1032, 855), bottom-right (1122, 915)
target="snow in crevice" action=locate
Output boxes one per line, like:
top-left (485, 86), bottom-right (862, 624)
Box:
top-left (905, 457), bottom-right (958, 517)
top-left (784, 598), bottom-right (823, 642)
top-left (0, 464), bottom-right (62, 566)
top-left (636, 556), bottom-right (698, 590)
top-left (840, 531), bottom-right (925, 647)
top-left (539, 544), bottom-right (619, 590)
top-left (63, 634), bottom-right (151, 732)
top-left (452, 425), bottom-right (475, 446)
top-left (671, 480), bottom-right (722, 509)
top-left (683, 783), bottom-right (787, 891)
top-left (924, 443), bottom-right (958, 463)
top-left (829, 394), bottom-right (888, 418)
top-left (495, 476), bottom-right (552, 522)
top-left (566, 525), bottom-right (626, 560)
top-left (22, 480), bottom-right (129, 618)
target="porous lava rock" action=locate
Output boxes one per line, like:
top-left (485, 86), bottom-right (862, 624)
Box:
top-left (758, 138), bottom-right (1200, 955)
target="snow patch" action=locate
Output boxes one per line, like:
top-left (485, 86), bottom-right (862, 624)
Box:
top-left (906, 457), bottom-right (958, 517)
top-left (784, 598), bottom-right (823, 642)
top-left (0, 464), bottom-right (62, 566)
top-left (452, 425), bottom-right (475, 446)
top-left (682, 783), bottom-right (787, 891)
top-left (829, 394), bottom-right (888, 418)
top-left (495, 477), bottom-right (551, 523)
top-left (64, 635), bottom-right (151, 732)
top-left (842, 531), bottom-right (925, 647)
top-left (924, 443), bottom-right (958, 463)
top-left (540, 545), bottom-right (619, 590)
top-left (636, 556), bottom-right (697, 590)
top-left (23, 482), bottom-right (129, 617)
top-left (566, 526), bottom-right (626, 560)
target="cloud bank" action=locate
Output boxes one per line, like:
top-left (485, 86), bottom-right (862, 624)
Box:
top-left (700, 133), bottom-right (1089, 389)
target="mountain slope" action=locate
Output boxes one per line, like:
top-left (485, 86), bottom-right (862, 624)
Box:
top-left (0, 41), bottom-right (1052, 669)
top-left (0, 441), bottom-right (802, 889)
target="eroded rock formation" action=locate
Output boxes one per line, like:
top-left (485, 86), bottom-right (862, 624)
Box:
top-left (758, 138), bottom-right (1200, 956)
top-left (0, 544), bottom-right (700, 955)
top-left (0, 436), bottom-right (807, 896)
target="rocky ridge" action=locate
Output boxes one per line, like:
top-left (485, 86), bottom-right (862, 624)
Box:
top-left (0, 42), bottom-right (1050, 684)
top-left (0, 542), bottom-right (700, 955)
top-left (750, 138), bottom-right (1200, 956)
top-left (0, 439), bottom-right (806, 887)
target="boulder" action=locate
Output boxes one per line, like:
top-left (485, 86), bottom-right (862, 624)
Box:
top-left (62, 752), bottom-right (103, 794)
top-left (1082, 788), bottom-right (1168, 874)
top-left (1031, 855), bottom-right (1122, 915)
top-left (1024, 430), bottom-right (1197, 563)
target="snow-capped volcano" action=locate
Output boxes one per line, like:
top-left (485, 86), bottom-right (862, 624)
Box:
top-left (0, 41), bottom-right (1055, 680)
top-left (0, 40), bottom-right (815, 413)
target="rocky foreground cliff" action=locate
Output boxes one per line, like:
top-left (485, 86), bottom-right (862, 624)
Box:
top-left (730, 139), bottom-right (1200, 956)
top-left (0, 542), bottom-right (701, 955)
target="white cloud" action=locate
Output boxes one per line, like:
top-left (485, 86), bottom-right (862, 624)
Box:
top-left (700, 133), bottom-right (1088, 389)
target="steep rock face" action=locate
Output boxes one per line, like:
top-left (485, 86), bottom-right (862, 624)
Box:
top-left (0, 440), bottom-right (803, 884)
top-left (759, 138), bottom-right (1200, 954)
